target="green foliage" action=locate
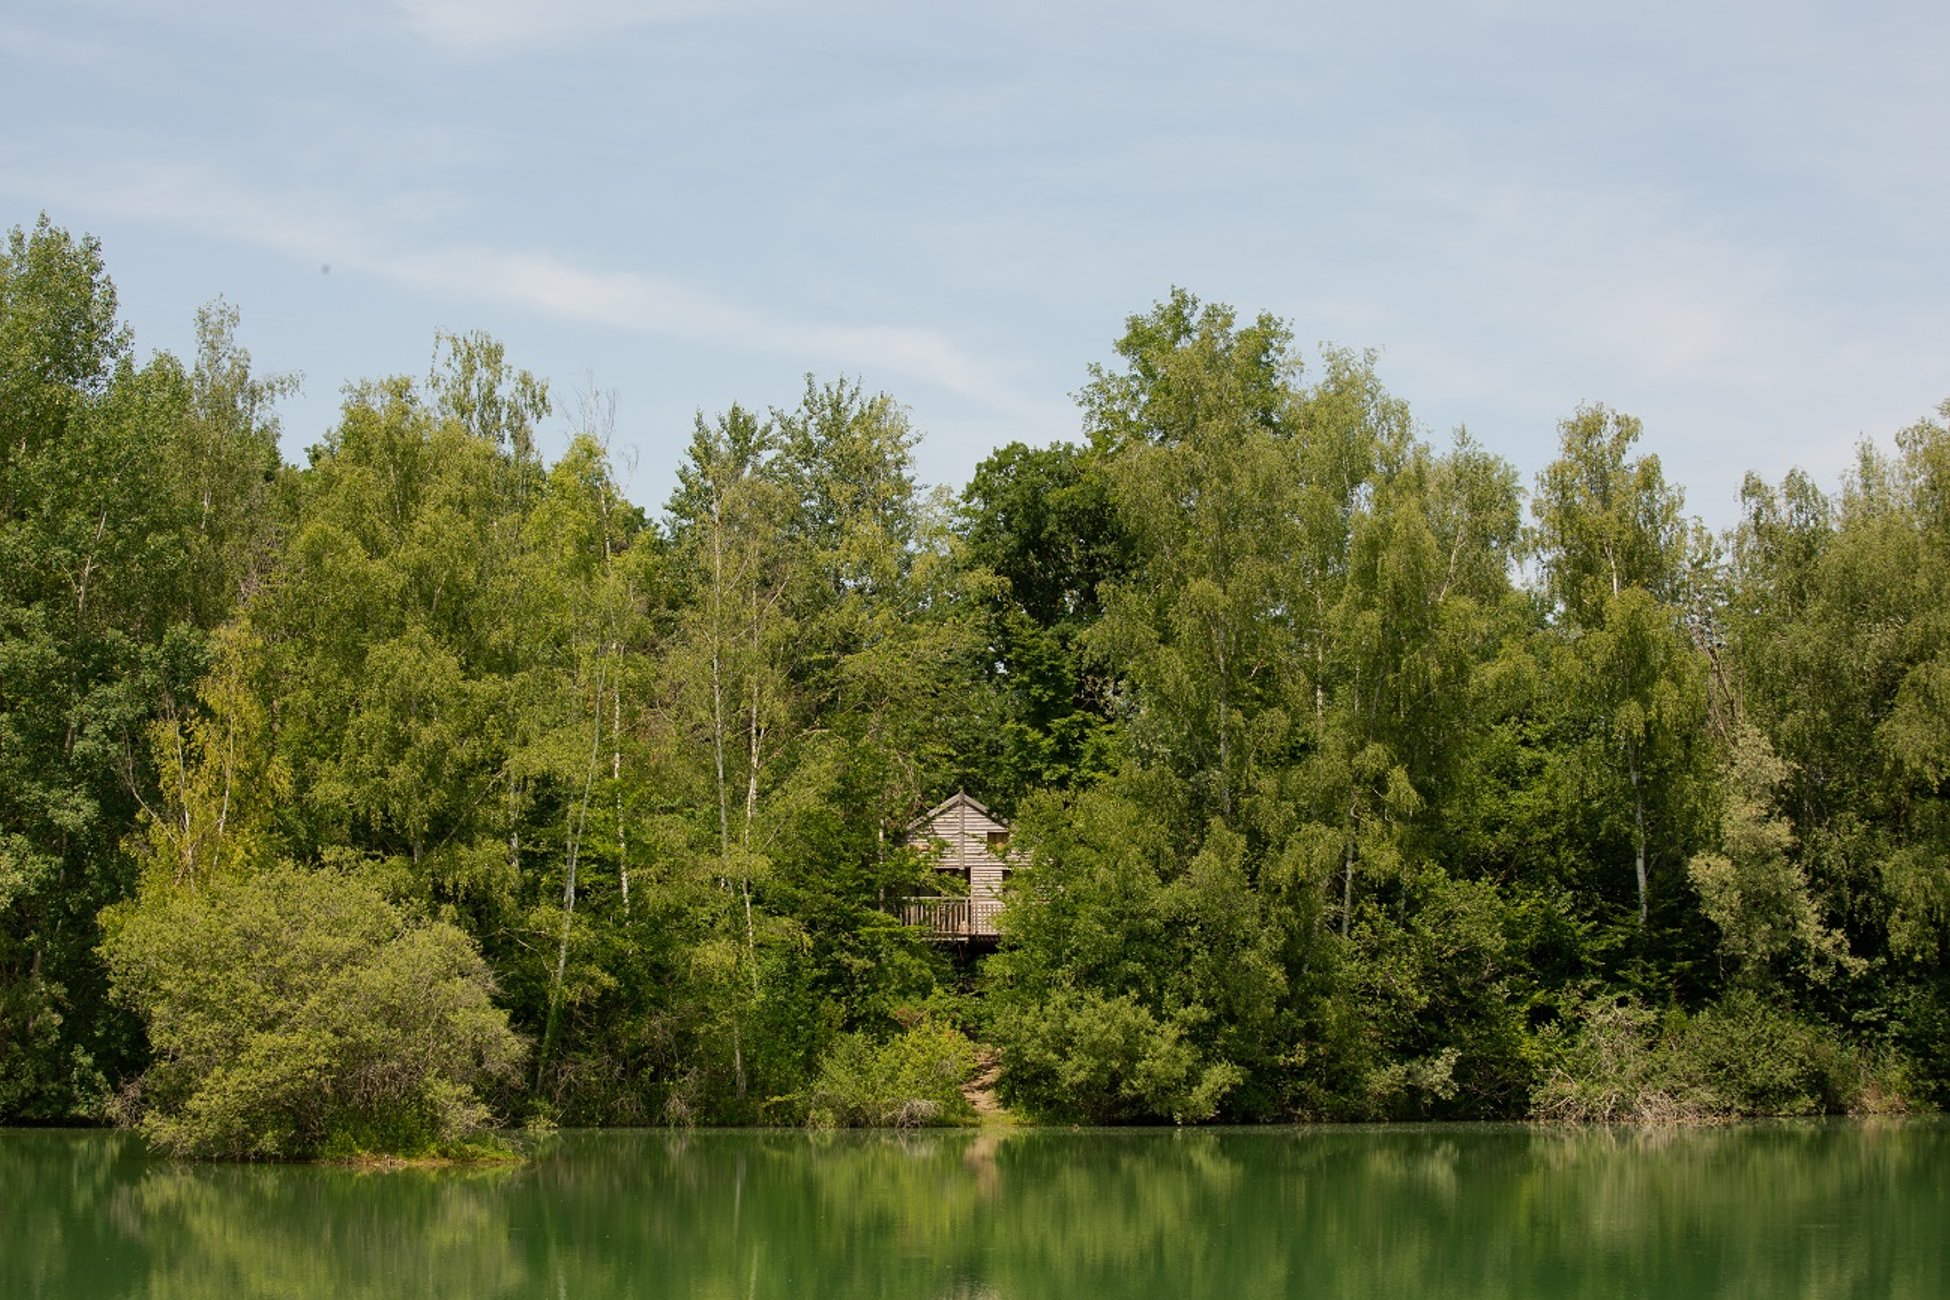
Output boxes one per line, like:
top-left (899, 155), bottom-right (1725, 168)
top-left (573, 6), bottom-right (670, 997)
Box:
top-left (1, 218), bottom-right (284, 1118)
top-left (1687, 722), bottom-right (1858, 987)
top-left (1333, 873), bottom-right (1545, 1119)
top-left (984, 786), bottom-right (1285, 1123)
top-left (993, 989), bottom-right (1242, 1124)
top-left (1533, 404), bottom-right (1688, 622)
top-left (1532, 993), bottom-right (1870, 1122)
top-left (1884, 977), bottom-right (1950, 1107)
top-left (1531, 409), bottom-right (1709, 933)
top-left (807, 1020), bottom-right (976, 1128)
top-left (99, 865), bottom-right (524, 1158)
top-left (6, 223), bottom-right (1947, 1133)
top-left (1723, 412), bottom-right (1950, 1097)
top-left (957, 439), bottom-right (1129, 805)
top-left (985, 292), bottom-right (1553, 1124)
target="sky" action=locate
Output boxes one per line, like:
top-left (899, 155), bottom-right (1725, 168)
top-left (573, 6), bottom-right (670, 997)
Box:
top-left (4, 0), bottom-right (1947, 527)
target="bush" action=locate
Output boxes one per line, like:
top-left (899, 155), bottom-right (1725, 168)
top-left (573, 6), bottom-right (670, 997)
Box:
top-left (807, 1021), bottom-right (976, 1128)
top-left (992, 989), bottom-right (1241, 1124)
top-left (1532, 992), bottom-right (1869, 1122)
top-left (100, 866), bottom-right (525, 1159)
top-left (1885, 978), bottom-right (1950, 1108)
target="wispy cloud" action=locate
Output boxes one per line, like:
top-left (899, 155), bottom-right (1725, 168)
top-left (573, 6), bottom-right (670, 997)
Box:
top-left (17, 157), bottom-right (1046, 421)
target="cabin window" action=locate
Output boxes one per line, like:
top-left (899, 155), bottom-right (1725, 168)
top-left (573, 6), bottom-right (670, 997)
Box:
top-left (986, 830), bottom-right (1009, 852)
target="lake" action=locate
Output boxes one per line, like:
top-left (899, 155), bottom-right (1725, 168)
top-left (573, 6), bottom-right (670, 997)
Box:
top-left (3, 1121), bottom-right (1942, 1298)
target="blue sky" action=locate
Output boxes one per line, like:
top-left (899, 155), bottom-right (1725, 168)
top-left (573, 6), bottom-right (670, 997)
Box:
top-left (4, 0), bottom-right (1946, 526)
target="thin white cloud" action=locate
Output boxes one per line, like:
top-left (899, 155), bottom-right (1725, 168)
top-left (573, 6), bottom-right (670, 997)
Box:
top-left (20, 157), bottom-right (1047, 423)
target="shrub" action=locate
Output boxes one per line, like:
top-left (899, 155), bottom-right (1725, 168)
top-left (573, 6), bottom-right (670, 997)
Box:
top-left (100, 866), bottom-right (525, 1159)
top-left (992, 989), bottom-right (1241, 1124)
top-left (1532, 992), bottom-right (1869, 1122)
top-left (807, 1021), bottom-right (976, 1128)
top-left (1887, 979), bottom-right (1950, 1108)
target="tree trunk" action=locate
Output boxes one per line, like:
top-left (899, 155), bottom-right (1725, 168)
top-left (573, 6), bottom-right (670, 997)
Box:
top-left (541, 659), bottom-right (607, 1085)
top-left (1341, 839), bottom-right (1355, 939)
top-left (741, 665), bottom-right (762, 996)
top-left (613, 680), bottom-right (628, 915)
top-left (1630, 740), bottom-right (1648, 927)
top-left (1215, 625), bottom-right (1231, 816)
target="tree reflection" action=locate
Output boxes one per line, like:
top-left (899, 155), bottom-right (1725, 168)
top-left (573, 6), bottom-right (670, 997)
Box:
top-left (3, 1122), bottom-right (1943, 1299)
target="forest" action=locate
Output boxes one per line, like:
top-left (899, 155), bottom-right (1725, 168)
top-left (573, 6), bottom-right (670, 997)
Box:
top-left (3, 215), bottom-right (1946, 1157)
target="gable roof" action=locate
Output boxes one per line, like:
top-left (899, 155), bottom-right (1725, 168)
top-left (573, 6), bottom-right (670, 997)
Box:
top-left (905, 790), bottom-right (996, 834)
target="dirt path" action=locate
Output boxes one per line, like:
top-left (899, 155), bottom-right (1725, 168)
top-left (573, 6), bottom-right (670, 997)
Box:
top-left (962, 1046), bottom-right (1009, 1122)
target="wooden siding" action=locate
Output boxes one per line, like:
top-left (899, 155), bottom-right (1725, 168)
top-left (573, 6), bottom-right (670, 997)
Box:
top-left (902, 792), bottom-right (1020, 940)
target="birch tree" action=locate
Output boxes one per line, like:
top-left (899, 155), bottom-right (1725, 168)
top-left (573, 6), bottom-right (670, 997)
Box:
top-left (1533, 405), bottom-right (1705, 929)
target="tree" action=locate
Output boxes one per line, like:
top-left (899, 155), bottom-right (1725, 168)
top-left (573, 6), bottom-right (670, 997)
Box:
top-left (1726, 411), bottom-right (1950, 1097)
top-left (1, 219), bottom-right (284, 1119)
top-left (1533, 405), bottom-right (1686, 624)
top-left (985, 788), bottom-right (1275, 1122)
top-left (991, 293), bottom-right (1542, 1120)
top-left (179, 342), bottom-right (679, 1122)
top-left (1081, 290), bottom-right (1308, 823)
top-left (1532, 405), bottom-right (1705, 929)
top-left (100, 865), bottom-right (523, 1158)
top-left (1687, 722), bottom-right (1856, 988)
top-left (956, 439), bottom-right (1129, 804)
top-left (652, 379), bottom-right (985, 1117)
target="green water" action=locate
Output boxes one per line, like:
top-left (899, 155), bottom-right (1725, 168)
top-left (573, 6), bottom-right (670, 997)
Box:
top-left (3, 1121), bottom-right (1942, 1298)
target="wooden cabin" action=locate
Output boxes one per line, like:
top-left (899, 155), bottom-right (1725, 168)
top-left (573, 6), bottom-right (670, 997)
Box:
top-left (899, 792), bottom-right (1020, 942)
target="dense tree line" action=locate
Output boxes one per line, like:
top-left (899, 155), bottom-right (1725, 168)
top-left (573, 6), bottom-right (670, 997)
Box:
top-left (2, 222), bottom-right (1944, 1150)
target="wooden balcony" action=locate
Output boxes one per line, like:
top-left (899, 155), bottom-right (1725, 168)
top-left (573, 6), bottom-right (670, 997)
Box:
top-left (898, 895), bottom-right (1003, 941)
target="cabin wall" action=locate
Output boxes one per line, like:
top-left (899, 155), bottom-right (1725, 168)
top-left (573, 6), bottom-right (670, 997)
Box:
top-left (905, 800), bottom-right (1018, 904)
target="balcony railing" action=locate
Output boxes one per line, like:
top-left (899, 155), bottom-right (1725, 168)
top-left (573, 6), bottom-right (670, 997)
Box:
top-left (898, 895), bottom-right (1003, 940)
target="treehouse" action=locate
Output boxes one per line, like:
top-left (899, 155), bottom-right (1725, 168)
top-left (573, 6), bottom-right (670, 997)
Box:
top-left (899, 792), bottom-right (1020, 943)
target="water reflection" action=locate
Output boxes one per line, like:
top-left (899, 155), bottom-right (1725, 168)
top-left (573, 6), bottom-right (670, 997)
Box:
top-left (2, 1121), bottom-right (1942, 1299)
